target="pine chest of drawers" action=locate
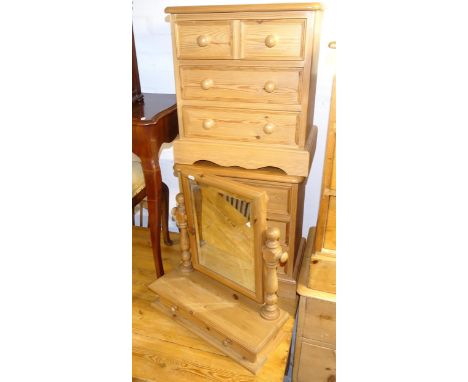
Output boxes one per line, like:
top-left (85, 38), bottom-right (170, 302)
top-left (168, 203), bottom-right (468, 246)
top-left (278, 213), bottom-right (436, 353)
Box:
top-left (166, 3), bottom-right (323, 176)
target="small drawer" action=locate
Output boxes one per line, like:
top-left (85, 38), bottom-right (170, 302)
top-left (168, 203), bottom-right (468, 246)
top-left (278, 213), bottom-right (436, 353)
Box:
top-left (236, 180), bottom-right (291, 215)
top-left (182, 106), bottom-right (299, 146)
top-left (155, 294), bottom-right (257, 362)
top-left (241, 19), bottom-right (306, 60)
top-left (175, 21), bottom-right (233, 59)
top-left (180, 66), bottom-right (302, 105)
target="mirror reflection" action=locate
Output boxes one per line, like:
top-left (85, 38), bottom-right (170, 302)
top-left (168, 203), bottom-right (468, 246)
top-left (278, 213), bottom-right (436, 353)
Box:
top-left (189, 177), bottom-right (255, 292)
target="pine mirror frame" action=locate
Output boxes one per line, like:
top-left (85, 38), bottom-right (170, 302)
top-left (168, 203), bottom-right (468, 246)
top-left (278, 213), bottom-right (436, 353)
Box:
top-left (179, 170), bottom-right (268, 303)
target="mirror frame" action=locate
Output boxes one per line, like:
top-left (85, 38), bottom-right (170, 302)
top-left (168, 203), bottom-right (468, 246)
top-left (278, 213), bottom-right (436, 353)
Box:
top-left (179, 171), bottom-right (267, 303)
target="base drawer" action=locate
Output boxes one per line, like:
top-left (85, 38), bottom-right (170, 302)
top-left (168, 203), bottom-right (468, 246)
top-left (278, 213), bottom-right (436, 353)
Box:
top-left (155, 294), bottom-right (258, 363)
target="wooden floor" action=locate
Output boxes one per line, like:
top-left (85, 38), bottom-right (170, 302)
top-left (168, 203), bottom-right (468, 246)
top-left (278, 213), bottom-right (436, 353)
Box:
top-left (133, 226), bottom-right (297, 382)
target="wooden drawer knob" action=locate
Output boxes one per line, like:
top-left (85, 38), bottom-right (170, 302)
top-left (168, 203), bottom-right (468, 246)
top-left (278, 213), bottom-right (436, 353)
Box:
top-left (222, 338), bottom-right (232, 347)
top-left (265, 35), bottom-right (277, 48)
top-left (203, 119), bottom-right (215, 130)
top-left (280, 251), bottom-right (288, 264)
top-left (263, 122), bottom-right (275, 134)
top-left (201, 78), bottom-right (214, 90)
top-left (264, 81), bottom-right (276, 93)
top-left (170, 305), bottom-right (178, 315)
top-left (197, 35), bottom-right (210, 47)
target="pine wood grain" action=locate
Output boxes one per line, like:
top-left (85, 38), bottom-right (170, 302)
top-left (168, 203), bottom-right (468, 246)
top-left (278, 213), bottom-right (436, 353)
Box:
top-left (173, 123), bottom-right (318, 176)
top-left (133, 227), bottom-right (296, 382)
top-left (293, 228), bottom-right (336, 382)
top-left (240, 19), bottom-right (306, 60)
top-left (175, 20), bottom-right (234, 59)
top-left (180, 66), bottom-right (302, 105)
top-left (165, 3), bottom-right (323, 14)
top-left (182, 105), bottom-right (299, 146)
top-left (314, 76), bottom-right (336, 254)
top-left (167, 7), bottom-right (323, 176)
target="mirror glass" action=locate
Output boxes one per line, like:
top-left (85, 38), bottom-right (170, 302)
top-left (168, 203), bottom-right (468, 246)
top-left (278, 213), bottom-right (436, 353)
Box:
top-left (189, 177), bottom-right (256, 292)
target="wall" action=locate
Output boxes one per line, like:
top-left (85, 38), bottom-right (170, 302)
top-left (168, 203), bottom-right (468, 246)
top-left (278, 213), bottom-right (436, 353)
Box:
top-left (133, 0), bottom-right (336, 235)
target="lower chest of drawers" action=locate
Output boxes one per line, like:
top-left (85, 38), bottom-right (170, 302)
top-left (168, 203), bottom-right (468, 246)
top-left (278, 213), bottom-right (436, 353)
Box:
top-left (294, 251), bottom-right (336, 382)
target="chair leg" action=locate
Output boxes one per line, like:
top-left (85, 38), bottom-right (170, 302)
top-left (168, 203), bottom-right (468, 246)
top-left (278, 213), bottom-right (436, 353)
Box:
top-left (132, 206), bottom-right (136, 226)
top-left (161, 182), bottom-right (173, 245)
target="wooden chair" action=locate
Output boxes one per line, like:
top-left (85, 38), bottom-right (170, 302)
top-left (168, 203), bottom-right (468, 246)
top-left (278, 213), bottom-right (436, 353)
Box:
top-left (132, 154), bottom-right (172, 247)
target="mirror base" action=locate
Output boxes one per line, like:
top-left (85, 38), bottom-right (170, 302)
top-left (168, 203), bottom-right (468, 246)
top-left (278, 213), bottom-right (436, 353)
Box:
top-left (149, 267), bottom-right (289, 374)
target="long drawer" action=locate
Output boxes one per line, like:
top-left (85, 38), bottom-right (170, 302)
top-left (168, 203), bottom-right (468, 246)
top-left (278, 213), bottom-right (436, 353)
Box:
top-left (180, 66), bottom-right (302, 105)
top-left (182, 106), bottom-right (299, 145)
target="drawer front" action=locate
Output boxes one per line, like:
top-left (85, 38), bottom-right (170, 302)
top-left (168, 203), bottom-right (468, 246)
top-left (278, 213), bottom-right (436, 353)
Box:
top-left (241, 19), bottom-right (306, 60)
top-left (182, 106), bottom-right (299, 145)
top-left (304, 298), bottom-right (336, 345)
top-left (238, 180), bottom-right (291, 215)
top-left (297, 341), bottom-right (336, 382)
top-left (180, 66), bottom-right (302, 105)
top-left (156, 295), bottom-right (257, 362)
top-left (175, 21), bottom-right (233, 59)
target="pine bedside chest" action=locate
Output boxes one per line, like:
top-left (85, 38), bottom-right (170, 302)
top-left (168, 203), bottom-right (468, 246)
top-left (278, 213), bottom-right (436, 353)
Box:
top-left (167, 2), bottom-right (323, 177)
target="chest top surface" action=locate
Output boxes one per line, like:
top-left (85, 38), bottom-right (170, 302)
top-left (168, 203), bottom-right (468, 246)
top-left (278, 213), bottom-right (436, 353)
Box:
top-left (165, 3), bottom-right (323, 14)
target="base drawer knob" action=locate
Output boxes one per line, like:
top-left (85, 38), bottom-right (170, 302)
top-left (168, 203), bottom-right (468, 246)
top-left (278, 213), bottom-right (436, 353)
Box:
top-left (264, 81), bottom-right (276, 93)
top-left (197, 35), bottom-right (210, 47)
top-left (222, 338), bottom-right (232, 347)
top-left (263, 123), bottom-right (275, 134)
top-left (203, 119), bottom-right (215, 130)
top-left (265, 35), bottom-right (277, 48)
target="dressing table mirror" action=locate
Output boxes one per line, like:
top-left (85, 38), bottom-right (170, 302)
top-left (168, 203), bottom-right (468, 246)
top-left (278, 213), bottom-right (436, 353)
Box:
top-left (180, 172), bottom-right (267, 302)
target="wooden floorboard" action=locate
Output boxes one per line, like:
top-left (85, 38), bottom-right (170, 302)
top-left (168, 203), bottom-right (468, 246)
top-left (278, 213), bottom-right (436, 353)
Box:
top-left (132, 227), bottom-right (296, 382)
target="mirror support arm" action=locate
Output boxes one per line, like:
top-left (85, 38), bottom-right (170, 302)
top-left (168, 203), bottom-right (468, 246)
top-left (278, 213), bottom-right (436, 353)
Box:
top-left (261, 227), bottom-right (288, 320)
top-left (172, 193), bottom-right (194, 273)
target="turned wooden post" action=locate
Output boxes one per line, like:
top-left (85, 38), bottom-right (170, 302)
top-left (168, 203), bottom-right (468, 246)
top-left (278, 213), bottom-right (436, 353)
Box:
top-left (261, 227), bottom-right (288, 320)
top-left (171, 193), bottom-right (193, 273)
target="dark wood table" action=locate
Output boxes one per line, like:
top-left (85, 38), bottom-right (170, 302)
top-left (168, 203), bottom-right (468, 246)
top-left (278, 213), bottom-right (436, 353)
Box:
top-left (132, 93), bottom-right (178, 277)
